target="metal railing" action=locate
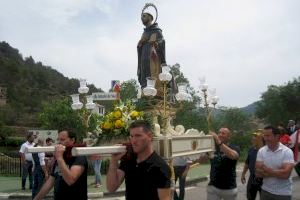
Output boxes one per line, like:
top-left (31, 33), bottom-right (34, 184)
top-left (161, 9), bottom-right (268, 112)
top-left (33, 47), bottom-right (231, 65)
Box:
top-left (0, 152), bottom-right (21, 176)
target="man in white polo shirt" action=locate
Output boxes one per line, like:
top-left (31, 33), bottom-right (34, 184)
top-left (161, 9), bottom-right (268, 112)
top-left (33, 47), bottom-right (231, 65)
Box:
top-left (19, 132), bottom-right (35, 190)
top-left (256, 126), bottom-right (294, 200)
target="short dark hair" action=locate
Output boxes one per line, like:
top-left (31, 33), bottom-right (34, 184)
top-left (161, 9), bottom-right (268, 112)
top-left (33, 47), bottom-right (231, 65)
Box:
top-left (129, 120), bottom-right (152, 134)
top-left (58, 128), bottom-right (77, 141)
top-left (46, 137), bottom-right (53, 143)
top-left (26, 132), bottom-right (34, 140)
top-left (264, 125), bottom-right (280, 135)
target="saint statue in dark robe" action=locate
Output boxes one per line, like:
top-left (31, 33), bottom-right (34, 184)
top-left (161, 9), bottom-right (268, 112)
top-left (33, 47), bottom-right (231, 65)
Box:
top-left (137, 12), bottom-right (166, 96)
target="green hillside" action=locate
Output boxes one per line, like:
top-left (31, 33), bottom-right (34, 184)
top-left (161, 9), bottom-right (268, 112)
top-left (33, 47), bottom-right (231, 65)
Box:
top-left (0, 41), bottom-right (102, 126)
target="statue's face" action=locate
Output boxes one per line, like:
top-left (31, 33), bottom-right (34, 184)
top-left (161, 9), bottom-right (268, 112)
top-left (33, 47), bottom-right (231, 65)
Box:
top-left (141, 13), bottom-right (153, 26)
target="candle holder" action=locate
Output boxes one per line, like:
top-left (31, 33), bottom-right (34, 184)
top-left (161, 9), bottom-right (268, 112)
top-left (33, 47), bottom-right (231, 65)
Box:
top-left (198, 77), bottom-right (219, 131)
top-left (141, 64), bottom-right (191, 134)
top-left (70, 79), bottom-right (96, 138)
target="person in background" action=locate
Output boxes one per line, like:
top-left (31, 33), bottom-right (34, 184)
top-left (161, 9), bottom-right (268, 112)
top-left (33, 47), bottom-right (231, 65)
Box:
top-left (168, 159), bottom-right (176, 200)
top-left (106, 120), bottom-right (171, 200)
top-left (19, 132), bottom-right (35, 190)
top-left (45, 138), bottom-right (54, 174)
top-left (286, 120), bottom-right (298, 135)
top-left (32, 139), bottom-right (48, 198)
top-left (89, 155), bottom-right (102, 188)
top-left (277, 125), bottom-right (292, 147)
top-left (173, 156), bottom-right (191, 200)
top-left (241, 130), bottom-right (264, 200)
top-left (289, 128), bottom-right (300, 176)
top-left (256, 126), bottom-right (294, 200)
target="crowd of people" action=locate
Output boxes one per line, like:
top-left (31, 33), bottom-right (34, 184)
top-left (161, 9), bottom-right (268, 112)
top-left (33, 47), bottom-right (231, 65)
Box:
top-left (18, 119), bottom-right (300, 200)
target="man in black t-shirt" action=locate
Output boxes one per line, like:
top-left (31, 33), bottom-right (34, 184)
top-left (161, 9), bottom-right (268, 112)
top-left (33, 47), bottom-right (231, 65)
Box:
top-left (207, 127), bottom-right (240, 200)
top-left (241, 130), bottom-right (264, 200)
top-left (106, 120), bottom-right (171, 200)
top-left (33, 129), bottom-right (88, 200)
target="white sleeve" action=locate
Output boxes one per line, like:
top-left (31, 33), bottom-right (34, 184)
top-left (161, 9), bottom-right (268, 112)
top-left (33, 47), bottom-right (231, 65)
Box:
top-left (19, 143), bottom-right (25, 153)
top-left (38, 152), bottom-right (46, 166)
top-left (283, 148), bottom-right (295, 164)
top-left (256, 148), bottom-right (263, 162)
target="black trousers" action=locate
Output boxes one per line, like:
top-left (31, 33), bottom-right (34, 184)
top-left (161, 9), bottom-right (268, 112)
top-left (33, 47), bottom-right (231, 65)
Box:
top-left (21, 160), bottom-right (33, 189)
top-left (247, 175), bottom-right (262, 200)
top-left (174, 166), bottom-right (187, 200)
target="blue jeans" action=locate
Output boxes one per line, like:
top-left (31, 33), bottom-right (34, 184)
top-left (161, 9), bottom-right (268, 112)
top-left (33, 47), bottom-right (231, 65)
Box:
top-left (92, 160), bottom-right (102, 184)
top-left (32, 166), bottom-right (45, 198)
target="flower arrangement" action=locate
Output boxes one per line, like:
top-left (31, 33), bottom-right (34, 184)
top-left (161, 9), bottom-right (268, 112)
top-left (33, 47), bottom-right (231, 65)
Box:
top-left (99, 100), bottom-right (143, 141)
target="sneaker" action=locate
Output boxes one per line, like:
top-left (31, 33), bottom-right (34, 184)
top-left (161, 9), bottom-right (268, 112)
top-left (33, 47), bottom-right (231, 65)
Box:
top-left (95, 184), bottom-right (102, 188)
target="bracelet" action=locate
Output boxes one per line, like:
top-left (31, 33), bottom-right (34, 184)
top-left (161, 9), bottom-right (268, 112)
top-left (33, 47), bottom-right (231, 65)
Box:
top-left (218, 142), bottom-right (223, 147)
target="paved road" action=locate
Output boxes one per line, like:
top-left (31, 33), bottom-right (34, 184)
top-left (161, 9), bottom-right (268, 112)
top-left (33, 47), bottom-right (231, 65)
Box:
top-left (185, 176), bottom-right (300, 200)
top-left (100, 168), bottom-right (300, 200)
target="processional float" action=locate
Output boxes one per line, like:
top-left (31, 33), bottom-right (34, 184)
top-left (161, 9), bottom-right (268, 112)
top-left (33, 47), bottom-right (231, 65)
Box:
top-left (26, 3), bottom-right (218, 161)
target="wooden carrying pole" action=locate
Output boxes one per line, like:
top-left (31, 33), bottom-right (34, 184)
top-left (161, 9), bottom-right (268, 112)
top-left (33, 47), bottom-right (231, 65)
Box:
top-left (25, 146), bottom-right (126, 156)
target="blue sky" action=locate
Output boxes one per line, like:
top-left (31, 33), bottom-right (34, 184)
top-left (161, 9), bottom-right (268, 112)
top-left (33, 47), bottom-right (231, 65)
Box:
top-left (0, 0), bottom-right (299, 107)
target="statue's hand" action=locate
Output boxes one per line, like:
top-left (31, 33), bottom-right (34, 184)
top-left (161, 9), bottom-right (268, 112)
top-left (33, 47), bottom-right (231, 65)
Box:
top-left (151, 41), bottom-right (158, 48)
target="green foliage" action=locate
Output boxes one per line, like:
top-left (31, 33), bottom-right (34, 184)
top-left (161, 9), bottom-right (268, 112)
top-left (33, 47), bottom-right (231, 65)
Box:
top-left (0, 121), bottom-right (13, 140)
top-left (174, 103), bottom-right (207, 131)
top-left (120, 79), bottom-right (138, 102)
top-left (0, 41), bottom-right (103, 127)
top-left (230, 132), bottom-right (252, 160)
top-left (214, 107), bottom-right (251, 133)
top-left (38, 98), bottom-right (86, 142)
top-left (256, 77), bottom-right (300, 124)
top-left (0, 136), bottom-right (24, 147)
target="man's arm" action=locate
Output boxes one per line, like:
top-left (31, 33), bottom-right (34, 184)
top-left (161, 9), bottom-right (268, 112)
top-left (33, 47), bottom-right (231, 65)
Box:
top-left (38, 152), bottom-right (49, 179)
top-left (157, 188), bottom-right (171, 200)
top-left (19, 144), bottom-right (25, 163)
top-left (210, 132), bottom-right (239, 160)
top-left (219, 143), bottom-right (239, 160)
top-left (106, 153), bottom-right (126, 192)
top-left (261, 163), bottom-right (294, 179)
top-left (55, 145), bottom-right (85, 186)
top-left (241, 163), bottom-right (248, 184)
top-left (56, 158), bottom-right (85, 186)
top-left (33, 176), bottom-right (54, 200)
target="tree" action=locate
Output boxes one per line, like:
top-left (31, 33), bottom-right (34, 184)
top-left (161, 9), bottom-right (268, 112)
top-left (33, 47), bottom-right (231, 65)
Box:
top-left (120, 79), bottom-right (138, 102)
top-left (215, 107), bottom-right (251, 134)
top-left (39, 98), bottom-right (86, 141)
top-left (256, 77), bottom-right (300, 125)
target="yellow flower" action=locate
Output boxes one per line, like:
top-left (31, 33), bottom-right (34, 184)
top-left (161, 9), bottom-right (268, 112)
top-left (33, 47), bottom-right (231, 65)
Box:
top-left (130, 111), bottom-right (139, 119)
top-left (102, 121), bottom-right (112, 130)
top-left (115, 119), bottom-right (124, 129)
top-left (113, 110), bottom-right (122, 119)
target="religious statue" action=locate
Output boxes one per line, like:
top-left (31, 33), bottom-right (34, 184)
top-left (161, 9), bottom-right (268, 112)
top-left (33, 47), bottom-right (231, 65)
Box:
top-left (137, 3), bottom-right (166, 96)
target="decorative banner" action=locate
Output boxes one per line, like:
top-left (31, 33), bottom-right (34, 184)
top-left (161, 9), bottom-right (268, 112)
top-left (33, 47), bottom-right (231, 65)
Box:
top-left (111, 80), bottom-right (120, 90)
top-left (92, 92), bottom-right (118, 100)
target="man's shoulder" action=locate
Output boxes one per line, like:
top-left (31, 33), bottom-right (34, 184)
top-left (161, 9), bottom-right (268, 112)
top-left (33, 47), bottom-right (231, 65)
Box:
top-left (228, 143), bottom-right (240, 152)
top-left (70, 156), bottom-right (88, 167)
top-left (280, 143), bottom-right (293, 154)
top-left (19, 142), bottom-right (28, 151)
top-left (257, 145), bottom-right (268, 153)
